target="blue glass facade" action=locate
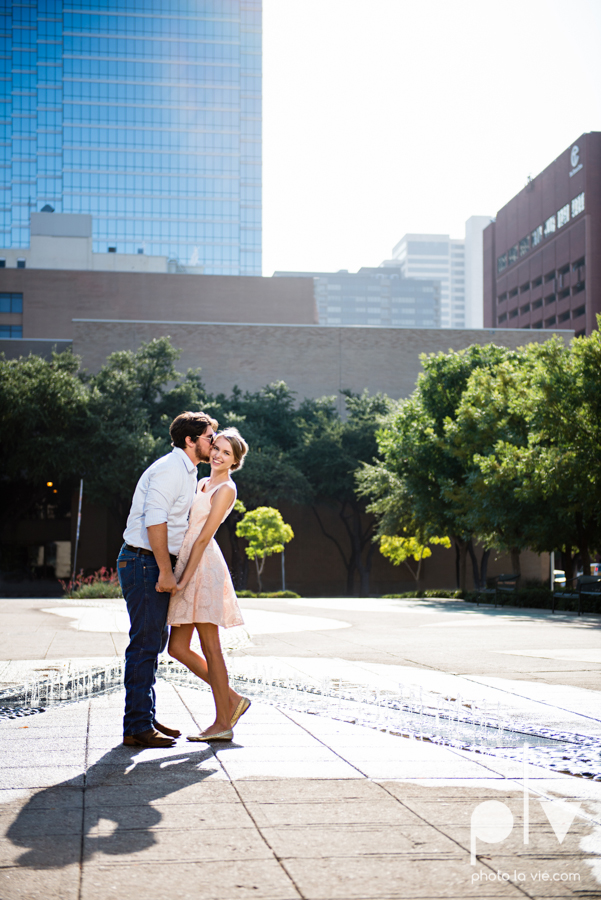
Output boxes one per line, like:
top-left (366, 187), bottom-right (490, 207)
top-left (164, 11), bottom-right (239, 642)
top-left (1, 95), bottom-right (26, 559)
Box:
top-left (0, 0), bottom-right (261, 274)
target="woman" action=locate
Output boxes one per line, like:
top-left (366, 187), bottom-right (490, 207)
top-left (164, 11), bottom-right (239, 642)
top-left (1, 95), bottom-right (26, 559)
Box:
top-left (167, 427), bottom-right (250, 742)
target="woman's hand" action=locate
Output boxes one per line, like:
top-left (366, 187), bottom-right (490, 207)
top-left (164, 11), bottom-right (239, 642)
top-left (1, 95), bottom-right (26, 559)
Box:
top-left (172, 576), bottom-right (189, 595)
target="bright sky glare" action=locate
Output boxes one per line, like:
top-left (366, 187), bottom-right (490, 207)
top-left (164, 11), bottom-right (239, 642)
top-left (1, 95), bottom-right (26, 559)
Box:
top-left (262, 0), bottom-right (601, 276)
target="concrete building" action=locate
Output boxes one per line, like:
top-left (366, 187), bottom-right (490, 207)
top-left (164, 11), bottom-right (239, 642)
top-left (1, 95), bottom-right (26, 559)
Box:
top-left (382, 233), bottom-right (466, 328)
top-left (382, 217), bottom-right (493, 329)
top-left (484, 132), bottom-right (600, 335)
top-left (273, 267), bottom-right (440, 328)
top-left (464, 215), bottom-right (494, 328)
top-left (0, 211), bottom-right (204, 274)
top-left (1, 0), bottom-right (261, 275)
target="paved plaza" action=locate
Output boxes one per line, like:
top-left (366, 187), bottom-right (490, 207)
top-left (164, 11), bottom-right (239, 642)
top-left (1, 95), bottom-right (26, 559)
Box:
top-left (1, 595), bottom-right (601, 899)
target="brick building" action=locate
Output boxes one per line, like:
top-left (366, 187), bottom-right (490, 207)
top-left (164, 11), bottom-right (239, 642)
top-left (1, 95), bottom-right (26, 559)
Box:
top-left (484, 132), bottom-right (600, 335)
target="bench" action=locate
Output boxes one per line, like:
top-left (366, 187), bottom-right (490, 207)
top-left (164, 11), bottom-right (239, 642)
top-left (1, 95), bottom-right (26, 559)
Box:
top-left (494, 573), bottom-right (520, 607)
top-left (553, 574), bottom-right (601, 615)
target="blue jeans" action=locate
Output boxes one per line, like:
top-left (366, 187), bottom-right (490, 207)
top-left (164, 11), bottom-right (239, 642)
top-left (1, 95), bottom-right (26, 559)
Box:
top-left (117, 544), bottom-right (171, 736)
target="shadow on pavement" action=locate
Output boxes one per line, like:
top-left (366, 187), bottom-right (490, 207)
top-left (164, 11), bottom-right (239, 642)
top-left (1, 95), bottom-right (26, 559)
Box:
top-left (7, 743), bottom-right (231, 868)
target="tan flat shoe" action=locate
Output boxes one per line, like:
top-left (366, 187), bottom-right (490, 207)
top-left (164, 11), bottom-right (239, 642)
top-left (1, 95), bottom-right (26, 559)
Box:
top-left (231, 697), bottom-right (251, 728)
top-left (187, 730), bottom-right (233, 742)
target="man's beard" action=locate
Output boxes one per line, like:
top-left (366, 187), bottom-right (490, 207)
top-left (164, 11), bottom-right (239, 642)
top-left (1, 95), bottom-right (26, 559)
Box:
top-left (195, 442), bottom-right (211, 464)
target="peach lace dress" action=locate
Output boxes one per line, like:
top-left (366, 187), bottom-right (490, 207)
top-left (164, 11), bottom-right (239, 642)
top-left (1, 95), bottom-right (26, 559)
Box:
top-left (167, 477), bottom-right (243, 629)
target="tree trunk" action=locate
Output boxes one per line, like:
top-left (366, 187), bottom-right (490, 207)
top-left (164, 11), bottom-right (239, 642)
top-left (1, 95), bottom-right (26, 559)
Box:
top-left (255, 557), bottom-right (264, 594)
top-left (311, 505), bottom-right (354, 596)
top-left (480, 548), bottom-right (491, 588)
top-left (453, 538), bottom-right (468, 591)
top-left (575, 512), bottom-right (591, 576)
top-left (510, 547), bottom-right (521, 584)
top-left (454, 538), bottom-right (461, 589)
top-left (359, 540), bottom-right (377, 597)
top-left (467, 539), bottom-right (480, 590)
top-left (559, 547), bottom-right (575, 585)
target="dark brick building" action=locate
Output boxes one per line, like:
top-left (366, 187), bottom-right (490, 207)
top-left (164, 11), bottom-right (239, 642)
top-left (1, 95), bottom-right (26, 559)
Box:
top-left (484, 132), bottom-right (600, 335)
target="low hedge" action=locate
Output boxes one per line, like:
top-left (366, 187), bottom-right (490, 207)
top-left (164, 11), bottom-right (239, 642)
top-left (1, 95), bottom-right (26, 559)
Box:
top-left (382, 590), bottom-right (464, 600)
top-left (236, 590), bottom-right (301, 599)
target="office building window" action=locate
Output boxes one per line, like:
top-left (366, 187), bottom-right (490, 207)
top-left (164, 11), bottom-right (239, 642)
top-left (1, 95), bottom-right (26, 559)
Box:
top-left (531, 225), bottom-right (543, 247)
top-left (544, 215), bottom-right (556, 237)
top-left (0, 259), bottom-right (5, 268)
top-left (497, 253), bottom-right (507, 274)
top-left (0, 325), bottom-right (22, 338)
top-left (0, 293), bottom-right (23, 313)
top-left (519, 237), bottom-right (530, 257)
top-left (557, 204), bottom-right (570, 228)
top-left (558, 311), bottom-right (571, 323)
top-left (16, 259), bottom-right (26, 268)
top-left (532, 276), bottom-right (542, 288)
top-left (508, 245), bottom-right (518, 265)
top-left (571, 192), bottom-right (585, 217)
top-left (545, 315), bottom-right (556, 327)
top-left (573, 305), bottom-right (585, 319)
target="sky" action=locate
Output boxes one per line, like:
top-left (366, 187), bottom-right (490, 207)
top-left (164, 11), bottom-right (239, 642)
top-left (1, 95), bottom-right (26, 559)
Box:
top-left (261, 0), bottom-right (601, 276)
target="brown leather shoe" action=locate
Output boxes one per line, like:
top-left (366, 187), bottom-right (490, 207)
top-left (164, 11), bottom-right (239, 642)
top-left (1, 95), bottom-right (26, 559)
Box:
top-left (154, 720), bottom-right (182, 738)
top-left (123, 729), bottom-right (176, 748)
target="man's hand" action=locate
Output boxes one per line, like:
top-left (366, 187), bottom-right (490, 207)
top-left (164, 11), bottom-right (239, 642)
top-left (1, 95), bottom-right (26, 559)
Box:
top-left (156, 569), bottom-right (177, 593)
top-left (147, 523), bottom-right (176, 594)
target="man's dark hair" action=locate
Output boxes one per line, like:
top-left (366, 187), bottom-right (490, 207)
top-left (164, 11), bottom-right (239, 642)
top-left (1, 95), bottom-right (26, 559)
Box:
top-left (170, 411), bottom-right (218, 449)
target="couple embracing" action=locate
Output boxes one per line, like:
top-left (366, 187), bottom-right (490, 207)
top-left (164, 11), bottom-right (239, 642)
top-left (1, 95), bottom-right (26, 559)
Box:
top-left (117, 411), bottom-right (251, 748)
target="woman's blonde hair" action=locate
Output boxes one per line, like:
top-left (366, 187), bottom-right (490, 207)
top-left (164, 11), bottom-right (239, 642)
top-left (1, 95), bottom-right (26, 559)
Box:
top-left (215, 427), bottom-right (249, 471)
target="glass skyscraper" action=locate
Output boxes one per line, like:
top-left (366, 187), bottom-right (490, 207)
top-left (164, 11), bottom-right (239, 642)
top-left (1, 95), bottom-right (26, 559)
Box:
top-left (1, 0), bottom-right (261, 275)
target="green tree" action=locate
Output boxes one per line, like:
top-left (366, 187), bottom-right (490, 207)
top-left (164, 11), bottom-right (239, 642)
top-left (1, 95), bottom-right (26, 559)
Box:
top-left (358, 344), bottom-right (514, 590)
top-left (297, 389), bottom-right (392, 596)
top-left (455, 335), bottom-right (601, 578)
top-left (379, 534), bottom-right (451, 583)
top-left (236, 506), bottom-right (294, 593)
top-left (0, 348), bottom-right (90, 542)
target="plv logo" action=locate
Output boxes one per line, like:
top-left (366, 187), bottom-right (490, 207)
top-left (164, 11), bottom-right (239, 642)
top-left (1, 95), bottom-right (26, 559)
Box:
top-left (470, 744), bottom-right (581, 864)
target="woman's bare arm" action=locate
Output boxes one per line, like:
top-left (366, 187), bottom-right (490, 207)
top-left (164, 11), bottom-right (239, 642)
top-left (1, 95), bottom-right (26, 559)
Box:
top-left (174, 483), bottom-right (235, 592)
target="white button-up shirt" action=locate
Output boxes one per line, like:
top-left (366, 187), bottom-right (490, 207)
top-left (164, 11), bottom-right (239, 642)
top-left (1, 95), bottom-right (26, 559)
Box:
top-left (123, 448), bottom-right (198, 556)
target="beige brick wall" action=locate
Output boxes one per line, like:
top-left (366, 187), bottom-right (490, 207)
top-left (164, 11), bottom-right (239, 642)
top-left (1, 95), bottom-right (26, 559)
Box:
top-left (73, 320), bottom-right (572, 410)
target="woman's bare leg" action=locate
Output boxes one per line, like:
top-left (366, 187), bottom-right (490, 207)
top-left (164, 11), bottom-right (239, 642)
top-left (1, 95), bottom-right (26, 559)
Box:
top-left (168, 624), bottom-right (242, 718)
top-left (196, 622), bottom-right (231, 734)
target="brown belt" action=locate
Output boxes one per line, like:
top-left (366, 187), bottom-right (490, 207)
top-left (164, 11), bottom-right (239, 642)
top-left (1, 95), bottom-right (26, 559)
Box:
top-left (125, 544), bottom-right (177, 568)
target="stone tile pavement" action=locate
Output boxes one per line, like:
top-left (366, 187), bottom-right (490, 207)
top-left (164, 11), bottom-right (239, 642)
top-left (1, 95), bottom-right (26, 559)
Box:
top-left (2, 679), bottom-right (601, 900)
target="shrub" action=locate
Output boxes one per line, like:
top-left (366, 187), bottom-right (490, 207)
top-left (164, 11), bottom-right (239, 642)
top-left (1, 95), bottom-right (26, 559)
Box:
top-left (236, 590), bottom-right (302, 599)
top-left (60, 567), bottom-right (123, 599)
top-left (382, 590), bottom-right (464, 599)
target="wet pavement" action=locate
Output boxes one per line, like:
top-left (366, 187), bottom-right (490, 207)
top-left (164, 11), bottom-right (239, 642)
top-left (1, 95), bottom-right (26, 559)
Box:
top-left (1, 595), bottom-right (601, 899)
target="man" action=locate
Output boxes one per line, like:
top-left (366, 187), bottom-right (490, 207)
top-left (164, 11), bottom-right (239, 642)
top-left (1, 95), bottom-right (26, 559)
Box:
top-left (117, 410), bottom-right (218, 748)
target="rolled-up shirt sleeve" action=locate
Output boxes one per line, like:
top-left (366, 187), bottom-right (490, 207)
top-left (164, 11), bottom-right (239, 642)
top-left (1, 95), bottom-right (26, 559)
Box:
top-left (143, 466), bottom-right (182, 527)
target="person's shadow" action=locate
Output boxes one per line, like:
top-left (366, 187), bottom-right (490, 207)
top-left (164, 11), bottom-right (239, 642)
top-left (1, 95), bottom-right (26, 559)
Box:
top-left (7, 742), bottom-right (240, 868)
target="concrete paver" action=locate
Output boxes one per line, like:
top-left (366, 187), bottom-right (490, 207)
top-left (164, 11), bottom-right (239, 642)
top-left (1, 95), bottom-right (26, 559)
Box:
top-left (1, 597), bottom-right (601, 899)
